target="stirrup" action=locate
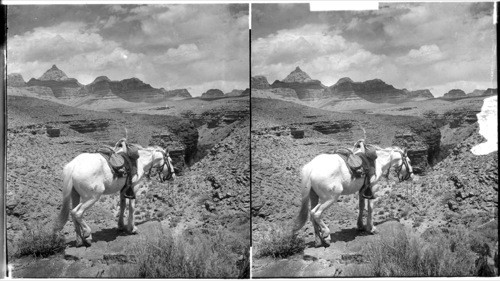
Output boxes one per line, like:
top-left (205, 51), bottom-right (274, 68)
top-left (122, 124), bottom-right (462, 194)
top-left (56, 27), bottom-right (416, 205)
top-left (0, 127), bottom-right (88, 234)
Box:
top-left (362, 193), bottom-right (375, 200)
top-left (362, 185), bottom-right (374, 199)
top-left (123, 192), bottom-right (136, 199)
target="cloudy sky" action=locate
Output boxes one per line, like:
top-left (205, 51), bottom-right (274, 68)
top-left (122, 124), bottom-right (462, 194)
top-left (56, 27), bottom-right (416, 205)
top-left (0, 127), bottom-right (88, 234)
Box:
top-left (7, 4), bottom-right (249, 96)
top-left (252, 3), bottom-right (497, 97)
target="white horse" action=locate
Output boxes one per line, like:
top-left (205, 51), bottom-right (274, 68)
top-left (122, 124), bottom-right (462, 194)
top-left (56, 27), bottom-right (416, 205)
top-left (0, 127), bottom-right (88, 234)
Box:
top-left (293, 141), bottom-right (413, 247)
top-left (53, 139), bottom-right (176, 247)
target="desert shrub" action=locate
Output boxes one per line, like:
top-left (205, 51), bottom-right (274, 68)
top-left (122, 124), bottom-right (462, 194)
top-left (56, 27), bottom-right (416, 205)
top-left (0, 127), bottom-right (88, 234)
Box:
top-left (253, 223), bottom-right (305, 259)
top-left (13, 224), bottom-right (66, 258)
top-left (360, 227), bottom-right (477, 277)
top-left (112, 226), bottom-right (246, 278)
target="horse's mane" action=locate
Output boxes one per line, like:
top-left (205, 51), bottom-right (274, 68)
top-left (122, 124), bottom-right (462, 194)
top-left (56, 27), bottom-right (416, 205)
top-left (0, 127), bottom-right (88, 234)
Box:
top-left (366, 143), bottom-right (404, 153)
top-left (117, 139), bottom-right (164, 153)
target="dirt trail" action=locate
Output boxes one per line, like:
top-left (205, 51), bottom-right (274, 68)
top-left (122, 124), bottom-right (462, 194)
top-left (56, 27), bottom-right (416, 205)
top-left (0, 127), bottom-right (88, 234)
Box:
top-left (253, 220), bottom-right (405, 277)
top-left (9, 221), bottom-right (167, 278)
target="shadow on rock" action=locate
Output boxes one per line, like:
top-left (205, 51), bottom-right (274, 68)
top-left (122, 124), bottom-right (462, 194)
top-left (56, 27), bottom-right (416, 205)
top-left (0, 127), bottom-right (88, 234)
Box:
top-left (330, 228), bottom-right (371, 243)
top-left (90, 228), bottom-right (130, 243)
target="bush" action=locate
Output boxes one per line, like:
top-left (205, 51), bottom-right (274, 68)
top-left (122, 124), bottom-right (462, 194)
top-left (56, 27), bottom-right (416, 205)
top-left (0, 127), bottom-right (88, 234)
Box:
top-left (112, 225), bottom-right (247, 278)
top-left (13, 224), bottom-right (66, 258)
top-left (254, 223), bottom-right (305, 259)
top-left (361, 227), bottom-right (477, 276)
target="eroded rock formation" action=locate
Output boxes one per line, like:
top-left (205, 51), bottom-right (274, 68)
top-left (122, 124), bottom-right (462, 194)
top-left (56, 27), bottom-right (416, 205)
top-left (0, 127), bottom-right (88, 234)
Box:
top-left (201, 89), bottom-right (225, 98)
top-left (443, 89), bottom-right (466, 99)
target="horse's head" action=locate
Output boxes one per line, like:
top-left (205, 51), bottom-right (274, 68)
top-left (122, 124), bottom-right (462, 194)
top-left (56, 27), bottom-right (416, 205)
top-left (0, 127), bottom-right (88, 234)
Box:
top-left (393, 148), bottom-right (413, 182)
top-left (154, 147), bottom-right (176, 182)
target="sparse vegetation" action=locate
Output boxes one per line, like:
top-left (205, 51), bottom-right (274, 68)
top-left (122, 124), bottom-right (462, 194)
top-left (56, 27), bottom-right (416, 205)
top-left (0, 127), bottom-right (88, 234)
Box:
top-left (254, 223), bottom-right (305, 258)
top-left (360, 227), bottom-right (481, 277)
top-left (12, 224), bottom-right (66, 258)
top-left (111, 225), bottom-right (247, 278)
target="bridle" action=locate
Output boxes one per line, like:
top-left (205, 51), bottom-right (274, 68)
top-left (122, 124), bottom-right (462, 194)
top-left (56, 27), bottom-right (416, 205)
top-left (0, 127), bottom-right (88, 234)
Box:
top-left (394, 150), bottom-right (412, 182)
top-left (151, 149), bottom-right (174, 182)
top-left (114, 139), bottom-right (174, 183)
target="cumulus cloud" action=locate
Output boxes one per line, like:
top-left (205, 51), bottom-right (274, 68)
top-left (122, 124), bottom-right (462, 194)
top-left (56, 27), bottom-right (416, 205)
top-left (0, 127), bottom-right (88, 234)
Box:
top-left (252, 23), bottom-right (385, 85)
top-left (397, 44), bottom-right (444, 65)
top-left (253, 3), bottom-right (496, 96)
top-left (7, 4), bottom-right (249, 96)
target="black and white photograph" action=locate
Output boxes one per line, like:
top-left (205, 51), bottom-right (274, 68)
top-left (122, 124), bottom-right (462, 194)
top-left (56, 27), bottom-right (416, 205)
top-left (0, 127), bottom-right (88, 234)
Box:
top-left (2, 1), bottom-right (499, 279)
top-left (5, 4), bottom-right (250, 278)
top-left (251, 2), bottom-right (497, 277)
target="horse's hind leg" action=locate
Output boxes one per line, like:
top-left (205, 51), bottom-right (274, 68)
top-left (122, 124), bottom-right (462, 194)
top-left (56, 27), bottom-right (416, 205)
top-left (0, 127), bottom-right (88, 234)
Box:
top-left (312, 195), bottom-right (339, 247)
top-left (309, 190), bottom-right (323, 246)
top-left (71, 194), bottom-right (101, 246)
top-left (357, 193), bottom-right (366, 231)
top-left (71, 189), bottom-right (84, 247)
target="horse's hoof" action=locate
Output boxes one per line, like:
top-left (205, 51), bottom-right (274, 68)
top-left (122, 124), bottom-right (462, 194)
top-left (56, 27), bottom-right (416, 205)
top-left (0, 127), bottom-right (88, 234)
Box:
top-left (128, 227), bottom-right (138, 234)
top-left (83, 234), bottom-right (93, 247)
top-left (75, 239), bottom-right (83, 247)
top-left (367, 227), bottom-right (378, 235)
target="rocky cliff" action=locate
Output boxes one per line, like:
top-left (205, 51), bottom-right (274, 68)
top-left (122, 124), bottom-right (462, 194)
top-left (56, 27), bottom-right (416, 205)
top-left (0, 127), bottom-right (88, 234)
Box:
top-left (483, 88), bottom-right (497, 96)
top-left (15, 65), bottom-right (171, 104)
top-left (27, 77), bottom-right (84, 99)
top-left (443, 89), bottom-right (466, 99)
top-left (39, 65), bottom-right (69, 81)
top-left (282, 66), bottom-right (313, 83)
top-left (162, 88), bottom-right (192, 99)
top-left (201, 89), bottom-right (225, 98)
top-left (468, 89), bottom-right (486, 96)
top-left (7, 73), bottom-right (27, 87)
top-left (110, 78), bottom-right (164, 102)
top-left (251, 76), bottom-right (271, 89)
top-left (252, 88), bottom-right (299, 100)
top-left (226, 89), bottom-right (244, 97)
top-left (328, 78), bottom-right (408, 104)
top-left (392, 118), bottom-right (441, 174)
top-left (406, 89), bottom-right (434, 100)
top-left (268, 67), bottom-right (327, 100)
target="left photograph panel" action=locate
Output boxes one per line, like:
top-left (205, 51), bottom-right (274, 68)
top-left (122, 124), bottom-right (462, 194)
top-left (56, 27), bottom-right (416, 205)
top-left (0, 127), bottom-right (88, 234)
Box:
top-left (5, 4), bottom-right (250, 278)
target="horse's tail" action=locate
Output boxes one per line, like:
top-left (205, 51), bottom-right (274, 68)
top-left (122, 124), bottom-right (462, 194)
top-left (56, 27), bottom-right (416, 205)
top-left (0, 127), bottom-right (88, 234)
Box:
top-left (53, 162), bottom-right (75, 233)
top-left (293, 163), bottom-right (313, 233)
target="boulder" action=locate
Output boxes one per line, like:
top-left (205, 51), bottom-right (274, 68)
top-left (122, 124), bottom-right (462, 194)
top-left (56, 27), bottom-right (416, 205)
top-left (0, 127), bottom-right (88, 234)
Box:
top-left (46, 126), bottom-right (61, 138)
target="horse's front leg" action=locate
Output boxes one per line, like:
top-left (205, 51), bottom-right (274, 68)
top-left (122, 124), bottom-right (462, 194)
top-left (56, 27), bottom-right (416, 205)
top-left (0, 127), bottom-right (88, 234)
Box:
top-left (118, 194), bottom-right (126, 231)
top-left (357, 193), bottom-right (365, 231)
top-left (366, 196), bottom-right (377, 234)
top-left (127, 196), bottom-right (138, 234)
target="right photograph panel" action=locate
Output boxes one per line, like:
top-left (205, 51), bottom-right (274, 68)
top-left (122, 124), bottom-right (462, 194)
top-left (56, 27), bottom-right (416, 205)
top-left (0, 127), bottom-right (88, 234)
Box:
top-left (251, 2), bottom-right (498, 278)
